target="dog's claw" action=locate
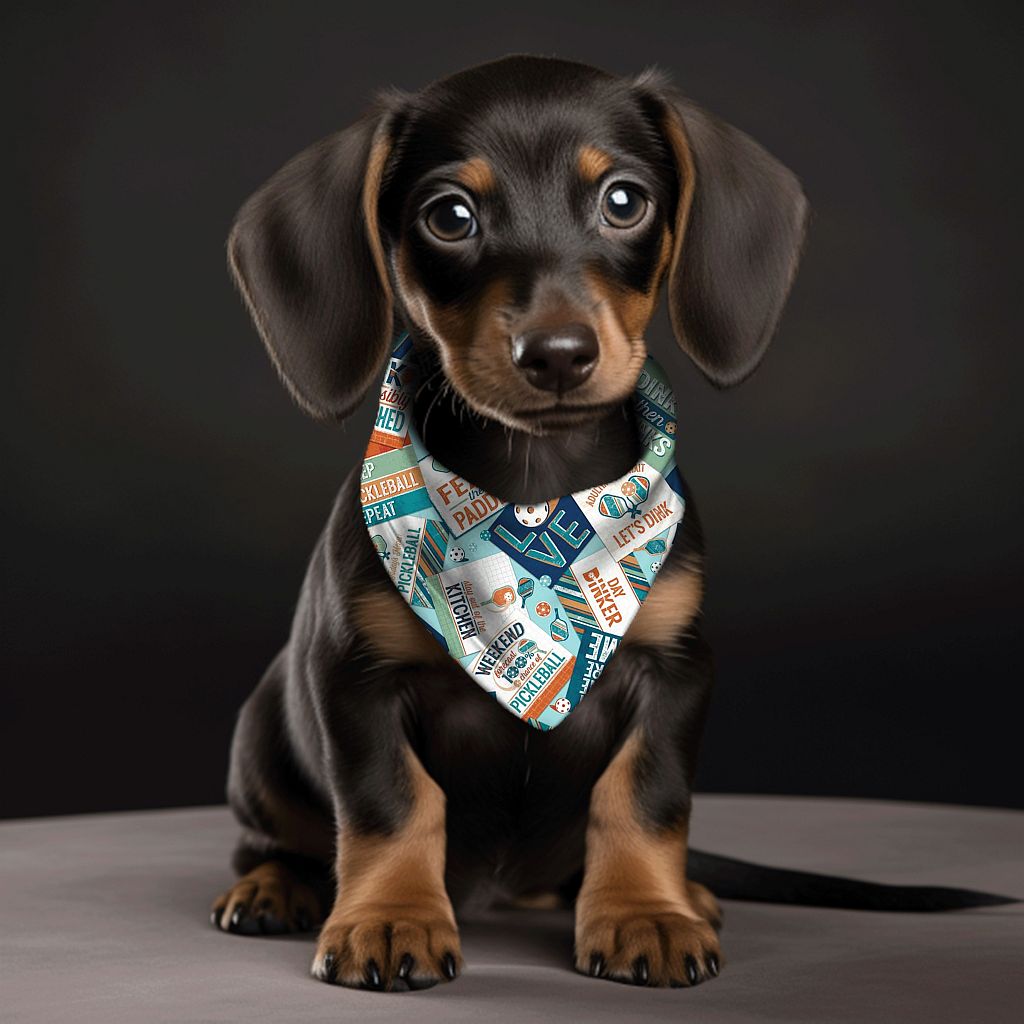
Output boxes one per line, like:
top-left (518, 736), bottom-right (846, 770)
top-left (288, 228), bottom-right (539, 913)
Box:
top-left (685, 954), bottom-right (701, 985)
top-left (588, 952), bottom-right (605, 977)
top-left (321, 951), bottom-right (337, 983)
top-left (229, 904), bottom-right (248, 931)
top-left (706, 953), bottom-right (720, 977)
top-left (632, 956), bottom-right (649, 985)
top-left (441, 951), bottom-right (458, 980)
top-left (210, 908), bottom-right (222, 929)
top-left (398, 953), bottom-right (414, 980)
top-left (364, 959), bottom-right (383, 990)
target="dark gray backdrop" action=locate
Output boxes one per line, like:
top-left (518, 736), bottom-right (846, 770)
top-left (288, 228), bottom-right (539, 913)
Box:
top-left (3, 1), bottom-right (1022, 818)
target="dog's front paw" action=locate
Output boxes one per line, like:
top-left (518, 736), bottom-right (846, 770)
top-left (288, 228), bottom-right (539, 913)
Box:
top-left (312, 905), bottom-right (462, 991)
top-left (575, 903), bottom-right (721, 987)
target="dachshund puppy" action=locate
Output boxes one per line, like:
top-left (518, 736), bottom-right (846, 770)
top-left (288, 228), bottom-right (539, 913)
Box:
top-left (211, 54), bottom-right (808, 991)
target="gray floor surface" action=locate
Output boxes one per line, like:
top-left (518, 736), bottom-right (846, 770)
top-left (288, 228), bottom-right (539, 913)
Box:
top-left (2, 796), bottom-right (1021, 1023)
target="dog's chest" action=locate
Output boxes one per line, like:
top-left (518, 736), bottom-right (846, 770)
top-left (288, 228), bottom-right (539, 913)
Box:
top-left (408, 662), bottom-right (624, 893)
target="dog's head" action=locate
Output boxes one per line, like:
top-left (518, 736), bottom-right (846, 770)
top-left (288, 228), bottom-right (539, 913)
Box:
top-left (229, 55), bottom-right (807, 433)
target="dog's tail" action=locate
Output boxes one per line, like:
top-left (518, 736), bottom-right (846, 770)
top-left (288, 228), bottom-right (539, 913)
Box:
top-left (687, 849), bottom-right (1018, 912)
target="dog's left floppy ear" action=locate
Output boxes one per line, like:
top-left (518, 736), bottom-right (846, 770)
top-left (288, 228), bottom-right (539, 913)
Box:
top-left (635, 72), bottom-right (809, 388)
top-left (228, 97), bottom-right (402, 419)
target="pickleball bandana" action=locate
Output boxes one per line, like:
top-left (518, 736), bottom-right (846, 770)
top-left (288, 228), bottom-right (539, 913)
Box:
top-left (361, 333), bottom-right (686, 730)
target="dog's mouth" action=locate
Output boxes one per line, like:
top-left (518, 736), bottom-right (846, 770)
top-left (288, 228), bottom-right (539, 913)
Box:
top-left (512, 399), bottom-right (628, 428)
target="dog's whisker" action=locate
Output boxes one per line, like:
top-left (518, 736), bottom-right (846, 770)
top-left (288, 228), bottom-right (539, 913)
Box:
top-left (420, 379), bottom-right (448, 445)
top-left (414, 367), bottom-right (444, 402)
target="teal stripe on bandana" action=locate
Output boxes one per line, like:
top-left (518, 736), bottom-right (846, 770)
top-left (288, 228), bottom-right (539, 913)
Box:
top-left (362, 332), bottom-right (686, 730)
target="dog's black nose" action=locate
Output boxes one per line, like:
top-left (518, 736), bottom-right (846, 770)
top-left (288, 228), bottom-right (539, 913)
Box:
top-left (511, 323), bottom-right (599, 393)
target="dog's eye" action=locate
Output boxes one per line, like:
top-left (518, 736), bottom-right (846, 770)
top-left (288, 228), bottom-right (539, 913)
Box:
top-left (600, 184), bottom-right (648, 229)
top-left (424, 196), bottom-right (478, 242)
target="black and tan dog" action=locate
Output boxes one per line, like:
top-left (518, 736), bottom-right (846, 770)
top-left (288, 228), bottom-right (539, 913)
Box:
top-left (211, 55), bottom-right (1004, 992)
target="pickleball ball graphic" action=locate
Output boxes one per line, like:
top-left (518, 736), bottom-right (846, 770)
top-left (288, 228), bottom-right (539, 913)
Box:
top-left (448, 546), bottom-right (466, 562)
top-left (552, 697), bottom-right (571, 714)
top-left (650, 560), bottom-right (662, 573)
top-left (535, 601), bottom-right (551, 617)
top-left (514, 502), bottom-right (550, 527)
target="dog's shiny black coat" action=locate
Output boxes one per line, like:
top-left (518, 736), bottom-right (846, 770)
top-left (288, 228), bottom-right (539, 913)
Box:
top-left (220, 56), bottom-right (1002, 980)
top-left (225, 54), bottom-right (764, 900)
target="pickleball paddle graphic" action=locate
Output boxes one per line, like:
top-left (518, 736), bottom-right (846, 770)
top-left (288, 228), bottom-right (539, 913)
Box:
top-left (481, 586), bottom-right (517, 610)
top-left (598, 474), bottom-right (651, 520)
top-left (550, 615), bottom-right (570, 642)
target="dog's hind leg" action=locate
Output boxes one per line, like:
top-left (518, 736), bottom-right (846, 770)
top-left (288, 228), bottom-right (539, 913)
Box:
top-left (211, 854), bottom-right (330, 935)
top-left (211, 653), bottom-right (335, 935)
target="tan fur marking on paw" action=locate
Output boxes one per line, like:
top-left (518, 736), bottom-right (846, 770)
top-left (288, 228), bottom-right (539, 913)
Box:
top-left (312, 745), bottom-right (461, 990)
top-left (574, 731), bottom-right (722, 986)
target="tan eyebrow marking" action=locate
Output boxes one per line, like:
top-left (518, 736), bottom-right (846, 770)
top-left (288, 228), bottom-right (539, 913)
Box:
top-left (455, 156), bottom-right (496, 194)
top-left (578, 144), bottom-right (613, 183)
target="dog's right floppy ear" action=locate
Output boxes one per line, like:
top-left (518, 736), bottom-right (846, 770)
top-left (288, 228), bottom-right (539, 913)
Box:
top-left (634, 72), bottom-right (808, 388)
top-left (228, 101), bottom-right (400, 420)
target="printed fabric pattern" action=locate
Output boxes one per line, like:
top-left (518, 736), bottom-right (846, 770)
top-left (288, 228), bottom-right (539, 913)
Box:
top-left (361, 333), bottom-right (686, 730)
